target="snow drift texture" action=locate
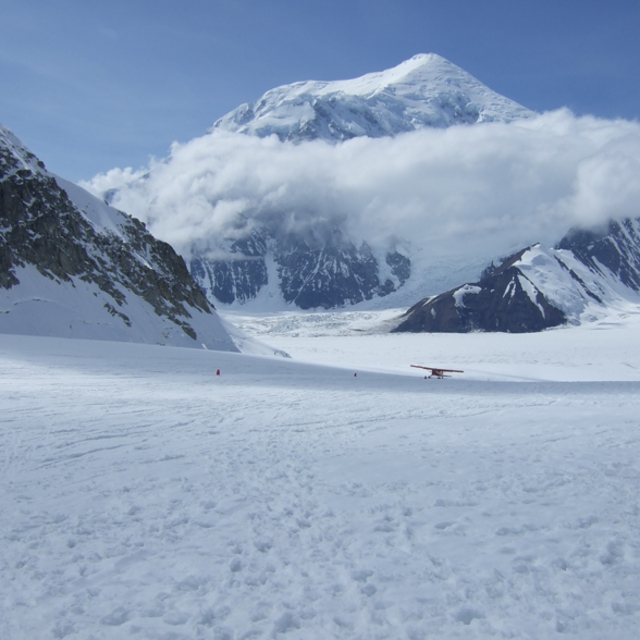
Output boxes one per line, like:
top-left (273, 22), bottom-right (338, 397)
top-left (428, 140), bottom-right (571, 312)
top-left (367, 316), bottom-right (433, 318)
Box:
top-left (0, 124), bottom-right (238, 350)
top-left (3, 321), bottom-right (640, 638)
top-left (84, 54), bottom-right (640, 314)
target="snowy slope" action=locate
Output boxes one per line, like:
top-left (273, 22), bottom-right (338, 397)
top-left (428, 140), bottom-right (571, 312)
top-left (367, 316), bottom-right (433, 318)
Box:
top-left (212, 53), bottom-right (533, 141)
top-left (394, 225), bottom-right (640, 333)
top-left (0, 123), bottom-right (240, 350)
top-left (2, 324), bottom-right (640, 639)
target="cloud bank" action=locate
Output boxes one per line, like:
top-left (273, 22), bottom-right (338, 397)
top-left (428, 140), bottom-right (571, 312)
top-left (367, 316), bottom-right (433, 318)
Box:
top-left (82, 109), bottom-right (640, 264)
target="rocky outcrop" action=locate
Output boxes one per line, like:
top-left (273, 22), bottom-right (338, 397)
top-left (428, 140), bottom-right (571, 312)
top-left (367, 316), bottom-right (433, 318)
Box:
top-left (0, 125), bottom-right (237, 349)
top-left (393, 248), bottom-right (567, 333)
top-left (190, 232), bottom-right (269, 305)
top-left (190, 228), bottom-right (411, 309)
top-left (558, 219), bottom-right (640, 292)
top-left (394, 216), bottom-right (640, 334)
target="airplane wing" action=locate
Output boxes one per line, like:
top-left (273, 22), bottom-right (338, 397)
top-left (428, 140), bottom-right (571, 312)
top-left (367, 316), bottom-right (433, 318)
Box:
top-left (410, 365), bottom-right (464, 373)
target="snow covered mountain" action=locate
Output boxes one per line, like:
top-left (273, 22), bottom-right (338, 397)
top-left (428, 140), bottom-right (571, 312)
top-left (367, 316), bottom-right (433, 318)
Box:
top-left (0, 124), bottom-right (238, 350)
top-left (394, 219), bottom-right (640, 333)
top-left (86, 54), bottom-right (640, 329)
top-left (212, 53), bottom-right (533, 141)
top-left (202, 55), bottom-right (640, 325)
top-left (188, 54), bottom-right (533, 310)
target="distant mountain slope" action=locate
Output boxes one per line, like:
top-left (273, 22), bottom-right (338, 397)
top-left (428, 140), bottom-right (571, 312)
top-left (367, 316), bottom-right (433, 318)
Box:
top-left (189, 54), bottom-right (533, 309)
top-left (0, 124), bottom-right (238, 350)
top-left (212, 53), bottom-right (533, 142)
top-left (85, 54), bottom-right (640, 328)
top-left (393, 220), bottom-right (640, 333)
top-left (189, 229), bottom-right (411, 310)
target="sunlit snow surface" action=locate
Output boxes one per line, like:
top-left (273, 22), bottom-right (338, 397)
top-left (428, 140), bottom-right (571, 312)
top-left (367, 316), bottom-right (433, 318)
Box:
top-left (2, 311), bottom-right (640, 639)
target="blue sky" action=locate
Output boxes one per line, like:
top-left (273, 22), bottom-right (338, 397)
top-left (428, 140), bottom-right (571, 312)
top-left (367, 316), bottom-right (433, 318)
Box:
top-left (2, 0), bottom-right (638, 182)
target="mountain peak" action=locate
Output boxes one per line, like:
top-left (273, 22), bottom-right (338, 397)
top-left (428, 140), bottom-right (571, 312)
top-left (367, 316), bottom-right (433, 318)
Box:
top-left (211, 54), bottom-right (533, 141)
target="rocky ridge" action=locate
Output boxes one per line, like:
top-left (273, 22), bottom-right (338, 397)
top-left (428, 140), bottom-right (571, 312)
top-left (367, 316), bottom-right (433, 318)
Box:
top-left (393, 219), bottom-right (640, 333)
top-left (190, 229), bottom-right (411, 310)
top-left (0, 124), bottom-right (237, 350)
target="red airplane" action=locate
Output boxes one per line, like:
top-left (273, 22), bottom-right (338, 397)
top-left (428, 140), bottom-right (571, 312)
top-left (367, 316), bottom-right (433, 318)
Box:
top-left (411, 364), bottom-right (464, 379)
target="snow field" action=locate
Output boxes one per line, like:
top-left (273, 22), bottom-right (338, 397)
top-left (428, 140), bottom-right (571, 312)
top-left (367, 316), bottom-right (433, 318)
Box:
top-left (224, 308), bottom-right (640, 382)
top-left (1, 328), bottom-right (640, 639)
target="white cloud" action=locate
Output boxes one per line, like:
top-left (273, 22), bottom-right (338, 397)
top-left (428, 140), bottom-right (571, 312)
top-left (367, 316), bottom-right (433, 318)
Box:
top-left (81, 109), bottom-right (640, 265)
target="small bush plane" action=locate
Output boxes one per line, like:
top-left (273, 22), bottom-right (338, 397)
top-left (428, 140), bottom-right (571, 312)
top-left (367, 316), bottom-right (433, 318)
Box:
top-left (411, 364), bottom-right (464, 379)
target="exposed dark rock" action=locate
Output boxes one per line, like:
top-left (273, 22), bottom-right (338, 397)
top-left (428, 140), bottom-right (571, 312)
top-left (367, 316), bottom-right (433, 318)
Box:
top-left (190, 232), bottom-right (268, 305)
top-left (386, 251), bottom-right (411, 284)
top-left (189, 228), bottom-right (411, 309)
top-left (557, 219), bottom-right (640, 292)
top-left (1, 132), bottom-right (217, 341)
top-left (393, 247), bottom-right (566, 333)
top-left (276, 239), bottom-right (381, 309)
top-left (553, 256), bottom-right (603, 303)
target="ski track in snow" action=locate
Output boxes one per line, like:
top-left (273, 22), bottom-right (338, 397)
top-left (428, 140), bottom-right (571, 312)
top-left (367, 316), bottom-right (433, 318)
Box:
top-left (1, 330), bottom-right (640, 639)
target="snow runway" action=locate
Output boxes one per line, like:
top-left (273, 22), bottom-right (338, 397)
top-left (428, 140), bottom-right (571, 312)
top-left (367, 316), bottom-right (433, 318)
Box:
top-left (1, 329), bottom-right (640, 639)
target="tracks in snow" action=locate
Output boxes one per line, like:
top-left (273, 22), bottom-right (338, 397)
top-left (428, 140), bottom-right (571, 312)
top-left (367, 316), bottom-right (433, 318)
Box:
top-left (1, 339), bottom-right (640, 638)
